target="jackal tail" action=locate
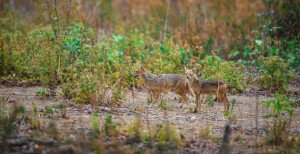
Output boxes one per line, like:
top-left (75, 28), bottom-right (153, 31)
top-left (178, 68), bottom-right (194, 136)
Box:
top-left (227, 85), bottom-right (243, 93)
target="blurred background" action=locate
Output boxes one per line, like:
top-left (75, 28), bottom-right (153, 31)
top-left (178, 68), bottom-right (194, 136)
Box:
top-left (0, 0), bottom-right (299, 88)
top-left (1, 0), bottom-right (299, 53)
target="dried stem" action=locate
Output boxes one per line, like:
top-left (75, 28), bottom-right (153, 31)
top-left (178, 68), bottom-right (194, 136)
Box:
top-left (255, 94), bottom-right (259, 152)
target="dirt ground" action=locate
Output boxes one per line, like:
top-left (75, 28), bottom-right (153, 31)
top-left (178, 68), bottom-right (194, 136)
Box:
top-left (1, 85), bottom-right (300, 153)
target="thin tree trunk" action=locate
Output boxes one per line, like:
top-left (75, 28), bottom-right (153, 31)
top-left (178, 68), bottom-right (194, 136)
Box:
top-left (45, 0), bottom-right (57, 37)
top-left (162, 0), bottom-right (171, 41)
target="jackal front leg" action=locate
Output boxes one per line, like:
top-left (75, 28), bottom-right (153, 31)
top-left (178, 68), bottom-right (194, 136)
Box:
top-left (195, 94), bottom-right (201, 113)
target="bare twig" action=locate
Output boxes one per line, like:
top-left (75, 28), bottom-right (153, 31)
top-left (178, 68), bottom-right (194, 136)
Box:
top-left (216, 52), bottom-right (220, 105)
top-left (255, 94), bottom-right (259, 152)
top-left (145, 107), bottom-right (152, 142)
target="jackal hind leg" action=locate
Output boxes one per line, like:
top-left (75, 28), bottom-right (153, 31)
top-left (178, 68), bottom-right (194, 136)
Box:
top-left (218, 92), bottom-right (229, 112)
top-left (148, 90), bottom-right (159, 107)
top-left (224, 93), bottom-right (229, 111)
top-left (154, 92), bottom-right (162, 103)
top-left (177, 91), bottom-right (188, 108)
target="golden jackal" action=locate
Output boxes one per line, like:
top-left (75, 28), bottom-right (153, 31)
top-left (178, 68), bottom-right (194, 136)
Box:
top-left (133, 67), bottom-right (193, 106)
top-left (184, 68), bottom-right (229, 112)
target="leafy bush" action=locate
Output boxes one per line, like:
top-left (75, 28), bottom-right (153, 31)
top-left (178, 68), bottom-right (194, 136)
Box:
top-left (258, 56), bottom-right (295, 91)
top-left (261, 93), bottom-right (296, 145)
top-left (196, 56), bottom-right (248, 92)
top-left (144, 40), bottom-right (190, 74)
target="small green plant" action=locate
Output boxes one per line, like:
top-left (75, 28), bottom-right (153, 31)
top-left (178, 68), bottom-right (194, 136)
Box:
top-left (104, 115), bottom-right (120, 137)
top-left (224, 98), bottom-right (236, 120)
top-left (188, 105), bottom-right (197, 113)
top-left (58, 102), bottom-right (67, 118)
top-left (30, 102), bottom-right (41, 129)
top-left (124, 117), bottom-right (142, 137)
top-left (111, 87), bottom-right (126, 107)
top-left (258, 56), bottom-right (295, 92)
top-left (206, 94), bottom-right (214, 106)
top-left (147, 96), bottom-right (155, 106)
top-left (44, 105), bottom-right (55, 118)
top-left (158, 101), bottom-right (168, 111)
top-left (32, 102), bottom-right (38, 117)
top-left (261, 93), bottom-right (295, 145)
top-left (92, 112), bottom-right (100, 137)
top-left (198, 124), bottom-right (214, 140)
top-left (36, 88), bottom-right (47, 99)
top-left (156, 123), bottom-right (181, 150)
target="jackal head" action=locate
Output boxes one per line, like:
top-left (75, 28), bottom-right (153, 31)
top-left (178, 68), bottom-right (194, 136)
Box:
top-left (184, 67), bottom-right (198, 81)
top-left (133, 66), bottom-right (146, 78)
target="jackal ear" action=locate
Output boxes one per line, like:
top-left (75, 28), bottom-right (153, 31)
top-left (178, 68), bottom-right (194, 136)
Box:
top-left (141, 66), bottom-right (145, 71)
top-left (184, 66), bottom-right (187, 72)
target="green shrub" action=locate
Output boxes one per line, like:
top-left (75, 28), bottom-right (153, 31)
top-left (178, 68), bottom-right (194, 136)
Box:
top-left (36, 88), bottom-right (47, 99)
top-left (145, 40), bottom-right (191, 74)
top-left (196, 56), bottom-right (248, 92)
top-left (124, 117), bottom-right (142, 137)
top-left (43, 105), bottom-right (55, 118)
top-left (261, 93), bottom-right (295, 145)
top-left (258, 56), bottom-right (295, 91)
top-left (75, 70), bottom-right (97, 104)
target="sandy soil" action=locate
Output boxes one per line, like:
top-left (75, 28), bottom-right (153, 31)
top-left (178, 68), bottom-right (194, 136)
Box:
top-left (0, 85), bottom-right (300, 153)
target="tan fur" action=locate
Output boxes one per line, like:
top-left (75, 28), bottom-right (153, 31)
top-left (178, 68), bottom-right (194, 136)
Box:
top-left (133, 67), bottom-right (193, 106)
top-left (184, 68), bottom-right (229, 112)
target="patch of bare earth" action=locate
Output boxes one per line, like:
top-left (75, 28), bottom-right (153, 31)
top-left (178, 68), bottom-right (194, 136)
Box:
top-left (0, 85), bottom-right (300, 153)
